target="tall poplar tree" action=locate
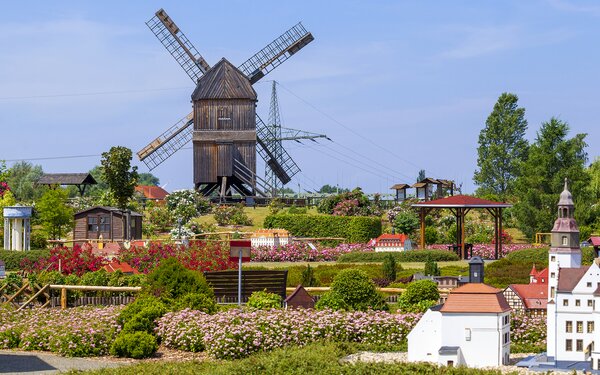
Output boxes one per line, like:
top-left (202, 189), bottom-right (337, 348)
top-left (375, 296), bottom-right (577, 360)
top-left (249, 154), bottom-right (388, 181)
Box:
top-left (474, 93), bottom-right (528, 200)
top-left (100, 146), bottom-right (139, 209)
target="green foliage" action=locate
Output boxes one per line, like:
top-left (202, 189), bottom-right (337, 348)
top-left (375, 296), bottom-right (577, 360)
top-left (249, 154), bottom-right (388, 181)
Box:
top-left (393, 210), bottom-right (420, 236)
top-left (424, 226), bottom-right (438, 244)
top-left (6, 161), bottom-right (45, 202)
top-left (327, 269), bottom-right (387, 311)
top-left (247, 290), bottom-right (283, 309)
top-left (36, 189), bottom-right (74, 240)
top-left (0, 190), bottom-right (16, 210)
top-left (315, 291), bottom-right (349, 311)
top-left (100, 146), bottom-right (139, 209)
top-left (301, 264), bottom-right (317, 287)
top-left (174, 292), bottom-right (217, 314)
top-left (212, 204), bottom-right (253, 226)
top-left (474, 92), bottom-right (528, 199)
top-left (166, 189), bottom-right (211, 225)
top-left (30, 230), bottom-right (48, 249)
top-left (34, 270), bottom-right (66, 285)
top-left (504, 247), bottom-right (549, 266)
top-left (318, 184), bottom-right (349, 194)
top-left (382, 253), bottom-right (396, 281)
top-left (337, 249), bottom-right (459, 263)
top-left (268, 198), bottom-right (284, 215)
top-left (117, 295), bottom-right (167, 327)
top-left (0, 249), bottom-right (50, 270)
top-left (424, 260), bottom-right (440, 276)
top-left (122, 304), bottom-right (168, 334)
top-left (143, 257), bottom-right (214, 300)
top-left (398, 280), bottom-right (439, 312)
top-left (513, 118), bottom-right (590, 239)
top-left (287, 206), bottom-right (307, 214)
top-left (485, 259), bottom-right (535, 288)
top-left (142, 202), bottom-right (173, 236)
top-left (264, 214), bottom-right (381, 243)
top-left (110, 331), bottom-right (157, 359)
top-left (137, 172), bottom-right (160, 186)
top-left (316, 188), bottom-right (377, 216)
top-left (80, 269), bottom-right (110, 286)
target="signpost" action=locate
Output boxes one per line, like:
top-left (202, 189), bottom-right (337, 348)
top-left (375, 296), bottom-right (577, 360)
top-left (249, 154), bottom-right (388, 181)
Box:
top-left (229, 240), bottom-right (251, 306)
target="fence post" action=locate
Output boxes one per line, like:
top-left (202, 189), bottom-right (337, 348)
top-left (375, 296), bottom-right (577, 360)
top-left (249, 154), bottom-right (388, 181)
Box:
top-left (60, 288), bottom-right (67, 310)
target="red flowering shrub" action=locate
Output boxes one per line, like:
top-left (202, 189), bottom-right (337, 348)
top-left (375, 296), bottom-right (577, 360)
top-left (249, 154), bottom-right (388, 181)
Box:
top-left (21, 243), bottom-right (105, 276)
top-left (491, 230), bottom-right (513, 244)
top-left (119, 241), bottom-right (236, 274)
top-left (0, 181), bottom-right (9, 197)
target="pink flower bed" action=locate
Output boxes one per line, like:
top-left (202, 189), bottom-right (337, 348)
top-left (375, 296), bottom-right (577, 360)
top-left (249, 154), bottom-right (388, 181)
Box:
top-left (427, 243), bottom-right (543, 259)
top-left (251, 242), bottom-right (374, 262)
top-left (156, 308), bottom-right (421, 359)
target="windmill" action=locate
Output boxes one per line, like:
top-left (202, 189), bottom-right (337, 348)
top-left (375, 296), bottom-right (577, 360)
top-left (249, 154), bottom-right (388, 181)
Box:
top-left (265, 81), bottom-right (329, 195)
top-left (137, 9), bottom-right (314, 199)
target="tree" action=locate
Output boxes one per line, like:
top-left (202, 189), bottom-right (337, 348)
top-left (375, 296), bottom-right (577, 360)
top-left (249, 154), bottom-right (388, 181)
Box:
top-left (100, 147), bottom-right (139, 209)
top-left (393, 210), bottom-right (420, 235)
top-left (473, 93), bottom-right (529, 200)
top-left (513, 118), bottom-right (590, 239)
top-left (138, 173), bottom-right (160, 186)
top-left (37, 189), bottom-right (74, 240)
top-left (6, 161), bottom-right (44, 202)
top-left (424, 259), bottom-right (441, 276)
top-left (398, 279), bottom-right (439, 312)
top-left (382, 253), bottom-right (397, 281)
top-left (318, 184), bottom-right (349, 194)
top-left (417, 169), bottom-right (426, 182)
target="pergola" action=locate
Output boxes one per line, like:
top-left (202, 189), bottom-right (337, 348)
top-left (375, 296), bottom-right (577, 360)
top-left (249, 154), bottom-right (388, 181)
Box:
top-left (412, 195), bottom-right (512, 259)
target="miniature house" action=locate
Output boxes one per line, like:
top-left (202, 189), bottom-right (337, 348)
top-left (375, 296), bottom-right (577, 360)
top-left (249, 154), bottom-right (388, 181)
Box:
top-left (374, 233), bottom-right (408, 252)
top-left (3, 206), bottom-right (33, 251)
top-left (73, 206), bottom-right (142, 242)
top-left (251, 228), bottom-right (291, 248)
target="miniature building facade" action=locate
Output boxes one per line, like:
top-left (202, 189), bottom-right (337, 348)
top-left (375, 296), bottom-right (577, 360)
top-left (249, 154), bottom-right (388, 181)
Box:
top-left (73, 206), bottom-right (142, 242)
top-left (3, 206), bottom-right (33, 251)
top-left (374, 233), bottom-right (408, 252)
top-left (251, 228), bottom-right (291, 248)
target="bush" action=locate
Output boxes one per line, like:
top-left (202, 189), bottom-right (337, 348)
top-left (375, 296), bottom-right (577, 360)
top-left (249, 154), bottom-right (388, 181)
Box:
top-left (382, 253), bottom-right (396, 281)
top-left (393, 211), bottom-right (419, 236)
top-left (110, 331), bottom-right (157, 359)
top-left (301, 264), bottom-right (317, 287)
top-left (328, 269), bottom-right (387, 311)
top-left (337, 249), bottom-right (459, 263)
top-left (398, 280), bottom-right (439, 312)
top-left (143, 257), bottom-right (215, 300)
top-left (30, 231), bottom-right (48, 249)
top-left (122, 304), bottom-right (168, 334)
top-left (212, 204), bottom-right (252, 226)
top-left (0, 249), bottom-right (50, 270)
top-left (314, 291), bottom-right (349, 311)
top-left (247, 290), bottom-right (282, 309)
top-left (264, 214), bottom-right (381, 243)
top-left (175, 292), bottom-right (217, 314)
top-left (424, 226), bottom-right (438, 244)
top-left (117, 295), bottom-right (168, 327)
top-left (424, 260), bottom-right (440, 276)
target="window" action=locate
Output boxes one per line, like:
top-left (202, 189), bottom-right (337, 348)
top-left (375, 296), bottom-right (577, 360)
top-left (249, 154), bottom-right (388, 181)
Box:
top-left (504, 332), bottom-right (510, 344)
top-left (566, 339), bottom-right (573, 351)
top-left (576, 299), bottom-right (581, 306)
top-left (577, 339), bottom-right (584, 352)
top-left (551, 287), bottom-right (556, 298)
top-left (551, 255), bottom-right (556, 262)
top-left (87, 217), bottom-right (98, 232)
top-left (551, 272), bottom-right (556, 278)
top-left (577, 321), bottom-right (584, 333)
top-left (566, 321), bottom-right (573, 333)
top-left (589, 321), bottom-right (595, 333)
top-left (465, 328), bottom-right (471, 341)
top-left (589, 282), bottom-right (593, 287)
top-left (589, 300), bottom-right (594, 307)
top-left (562, 236), bottom-right (569, 246)
top-left (564, 299), bottom-right (569, 306)
top-left (503, 315), bottom-right (509, 325)
top-left (99, 216), bottom-right (111, 232)
top-left (217, 106), bottom-right (231, 129)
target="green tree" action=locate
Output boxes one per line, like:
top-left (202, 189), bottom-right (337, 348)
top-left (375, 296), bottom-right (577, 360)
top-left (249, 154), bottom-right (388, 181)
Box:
top-left (393, 210), bottom-right (420, 235)
top-left (37, 189), bottom-right (74, 239)
top-left (318, 184), bottom-right (349, 194)
top-left (474, 93), bottom-right (529, 200)
top-left (424, 259), bottom-right (440, 276)
top-left (513, 118), bottom-right (590, 239)
top-left (6, 161), bottom-right (45, 202)
top-left (417, 169), bottom-right (426, 182)
top-left (382, 253), bottom-right (397, 281)
top-left (100, 147), bottom-right (139, 209)
top-left (138, 173), bottom-right (160, 186)
top-left (398, 279), bottom-right (439, 312)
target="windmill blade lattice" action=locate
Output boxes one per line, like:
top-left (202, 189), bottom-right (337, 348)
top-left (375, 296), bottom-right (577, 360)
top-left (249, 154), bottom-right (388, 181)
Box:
top-left (146, 9), bottom-right (211, 82)
top-left (137, 113), bottom-right (194, 170)
top-left (238, 23), bottom-right (314, 84)
top-left (256, 114), bottom-right (300, 185)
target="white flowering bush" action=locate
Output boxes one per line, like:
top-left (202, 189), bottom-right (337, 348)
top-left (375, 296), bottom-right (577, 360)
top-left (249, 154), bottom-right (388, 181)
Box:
top-left (166, 189), bottom-right (211, 225)
top-left (156, 308), bottom-right (422, 359)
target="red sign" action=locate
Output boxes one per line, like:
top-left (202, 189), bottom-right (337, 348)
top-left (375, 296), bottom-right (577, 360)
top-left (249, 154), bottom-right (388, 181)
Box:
top-left (229, 240), bottom-right (251, 262)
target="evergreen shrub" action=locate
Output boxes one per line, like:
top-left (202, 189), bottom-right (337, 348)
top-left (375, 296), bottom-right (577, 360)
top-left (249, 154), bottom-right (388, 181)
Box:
top-left (110, 331), bottom-right (157, 359)
top-left (247, 290), bottom-right (282, 309)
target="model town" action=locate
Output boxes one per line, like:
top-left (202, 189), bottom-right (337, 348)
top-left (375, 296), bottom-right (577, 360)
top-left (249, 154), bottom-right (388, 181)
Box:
top-left (1, 5), bottom-right (599, 375)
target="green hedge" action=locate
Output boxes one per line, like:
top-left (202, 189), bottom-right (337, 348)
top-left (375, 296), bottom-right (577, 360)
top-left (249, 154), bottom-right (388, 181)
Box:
top-left (263, 214), bottom-right (381, 243)
top-left (0, 250), bottom-right (50, 270)
top-left (337, 249), bottom-right (459, 263)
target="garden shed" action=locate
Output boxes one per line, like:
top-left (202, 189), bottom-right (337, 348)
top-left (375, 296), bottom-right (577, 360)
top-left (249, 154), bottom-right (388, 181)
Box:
top-left (73, 206), bottom-right (142, 242)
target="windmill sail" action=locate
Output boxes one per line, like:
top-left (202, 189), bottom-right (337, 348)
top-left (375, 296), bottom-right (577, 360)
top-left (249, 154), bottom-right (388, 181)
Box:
top-left (238, 23), bottom-right (314, 84)
top-left (137, 113), bottom-right (193, 170)
top-left (255, 114), bottom-right (300, 184)
top-left (146, 9), bottom-right (210, 82)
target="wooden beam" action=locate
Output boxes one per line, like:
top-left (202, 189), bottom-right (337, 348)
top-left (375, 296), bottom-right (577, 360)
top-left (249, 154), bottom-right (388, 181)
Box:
top-left (419, 208), bottom-right (426, 249)
top-left (17, 285), bottom-right (49, 312)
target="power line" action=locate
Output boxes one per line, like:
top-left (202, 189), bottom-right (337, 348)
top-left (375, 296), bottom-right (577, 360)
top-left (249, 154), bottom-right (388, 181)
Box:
top-left (3, 154), bottom-right (101, 162)
top-left (0, 86), bottom-right (193, 101)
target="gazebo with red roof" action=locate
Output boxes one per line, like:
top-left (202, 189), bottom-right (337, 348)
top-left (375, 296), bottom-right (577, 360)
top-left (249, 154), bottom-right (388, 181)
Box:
top-left (412, 195), bottom-right (512, 259)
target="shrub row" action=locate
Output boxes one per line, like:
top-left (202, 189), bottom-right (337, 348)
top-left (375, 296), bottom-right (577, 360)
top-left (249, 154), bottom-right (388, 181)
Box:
top-left (337, 249), bottom-right (459, 263)
top-left (263, 214), bottom-right (381, 243)
top-left (0, 249), bottom-right (50, 270)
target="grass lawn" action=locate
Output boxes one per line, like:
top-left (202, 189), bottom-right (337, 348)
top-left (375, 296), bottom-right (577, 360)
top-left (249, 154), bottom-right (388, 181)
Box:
top-left (246, 260), bottom-right (470, 269)
top-left (192, 206), bottom-right (319, 232)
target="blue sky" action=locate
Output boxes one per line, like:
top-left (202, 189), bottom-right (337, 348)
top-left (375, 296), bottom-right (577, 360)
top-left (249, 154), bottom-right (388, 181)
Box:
top-left (1, 0), bottom-right (599, 196)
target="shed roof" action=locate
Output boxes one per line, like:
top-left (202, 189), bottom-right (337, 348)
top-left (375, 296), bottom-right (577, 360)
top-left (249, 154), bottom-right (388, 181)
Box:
top-left (75, 206), bottom-right (142, 217)
top-left (38, 173), bottom-right (97, 186)
top-left (192, 58), bottom-right (257, 100)
top-left (440, 283), bottom-right (511, 313)
top-left (390, 183), bottom-right (410, 190)
top-left (557, 266), bottom-right (589, 292)
top-left (412, 195), bottom-right (512, 208)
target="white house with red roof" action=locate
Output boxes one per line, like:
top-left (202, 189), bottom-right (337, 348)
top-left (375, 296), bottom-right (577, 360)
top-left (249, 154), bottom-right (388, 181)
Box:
top-left (408, 282), bottom-right (512, 367)
top-left (374, 233), bottom-right (408, 252)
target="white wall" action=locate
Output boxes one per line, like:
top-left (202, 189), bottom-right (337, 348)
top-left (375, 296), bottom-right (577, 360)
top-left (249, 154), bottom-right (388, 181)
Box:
top-left (408, 309), bottom-right (442, 363)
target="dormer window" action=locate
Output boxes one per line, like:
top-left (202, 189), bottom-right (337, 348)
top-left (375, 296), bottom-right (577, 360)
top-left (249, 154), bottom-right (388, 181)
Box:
top-left (562, 236), bottom-right (568, 246)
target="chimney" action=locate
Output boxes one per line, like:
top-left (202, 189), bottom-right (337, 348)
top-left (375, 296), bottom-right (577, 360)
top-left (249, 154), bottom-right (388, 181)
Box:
top-left (469, 256), bottom-right (485, 283)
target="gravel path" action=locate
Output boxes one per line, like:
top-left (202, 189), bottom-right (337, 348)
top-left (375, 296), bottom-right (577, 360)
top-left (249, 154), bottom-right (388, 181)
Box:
top-left (0, 350), bottom-right (123, 374)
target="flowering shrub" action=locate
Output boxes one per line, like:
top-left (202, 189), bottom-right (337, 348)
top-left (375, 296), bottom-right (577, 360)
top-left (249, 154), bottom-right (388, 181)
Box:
top-left (427, 243), bottom-right (543, 259)
top-left (165, 189), bottom-right (211, 225)
top-left (21, 244), bottom-right (105, 276)
top-left (0, 181), bottom-right (9, 197)
top-left (511, 314), bottom-right (546, 353)
top-left (156, 308), bottom-right (422, 359)
top-left (212, 204), bottom-right (252, 226)
top-left (251, 243), bottom-right (374, 262)
top-left (491, 229), bottom-right (513, 244)
top-left (119, 241), bottom-right (236, 274)
top-left (0, 306), bottom-right (122, 356)
top-left (333, 199), bottom-right (360, 216)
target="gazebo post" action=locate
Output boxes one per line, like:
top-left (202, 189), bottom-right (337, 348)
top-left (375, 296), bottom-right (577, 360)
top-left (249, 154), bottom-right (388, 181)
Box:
top-left (498, 208), bottom-right (503, 259)
top-left (460, 208), bottom-right (466, 259)
top-left (419, 207), bottom-right (426, 250)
